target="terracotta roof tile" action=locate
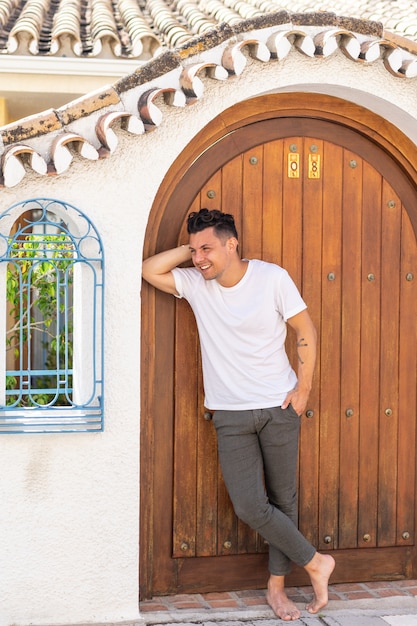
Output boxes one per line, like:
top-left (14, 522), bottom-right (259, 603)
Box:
top-left (57, 85), bottom-right (120, 123)
top-left (1, 107), bottom-right (62, 144)
top-left (0, 0), bottom-right (415, 59)
top-left (1, 143), bottom-right (47, 186)
top-left (48, 131), bottom-right (98, 174)
top-left (1, 3), bottom-right (417, 186)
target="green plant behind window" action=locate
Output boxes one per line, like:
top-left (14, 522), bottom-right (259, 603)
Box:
top-left (6, 233), bottom-right (74, 407)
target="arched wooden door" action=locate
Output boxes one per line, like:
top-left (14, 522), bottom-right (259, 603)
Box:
top-left (140, 95), bottom-right (417, 599)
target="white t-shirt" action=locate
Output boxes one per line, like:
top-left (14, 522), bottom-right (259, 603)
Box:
top-left (172, 259), bottom-right (306, 410)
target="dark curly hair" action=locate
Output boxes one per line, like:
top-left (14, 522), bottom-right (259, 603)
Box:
top-left (187, 209), bottom-right (238, 240)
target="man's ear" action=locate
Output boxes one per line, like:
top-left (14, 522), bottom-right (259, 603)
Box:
top-left (227, 237), bottom-right (239, 252)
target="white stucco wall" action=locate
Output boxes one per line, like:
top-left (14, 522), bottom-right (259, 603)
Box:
top-left (0, 46), bottom-right (416, 626)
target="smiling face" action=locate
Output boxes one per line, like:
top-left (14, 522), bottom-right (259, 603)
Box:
top-left (189, 227), bottom-right (241, 286)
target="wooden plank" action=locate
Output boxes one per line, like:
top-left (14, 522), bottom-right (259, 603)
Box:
top-left (297, 137), bottom-right (322, 547)
top-left (150, 290), bottom-right (177, 592)
top-left (196, 408), bottom-right (219, 556)
top-left (239, 144), bottom-right (262, 560)
top-left (213, 151), bottom-right (239, 558)
top-left (281, 137), bottom-right (303, 401)
top-left (319, 140), bottom-right (342, 551)
top-left (242, 146), bottom-right (263, 259)
top-left (217, 459), bottom-right (239, 556)
top-left (176, 546), bottom-right (414, 594)
top-left (171, 196), bottom-right (200, 560)
top-left (177, 553), bottom-right (269, 593)
top-left (177, 185), bottom-right (220, 559)
top-left (397, 207), bottom-right (417, 546)
top-left (338, 149), bottom-right (362, 549)
top-left (200, 168), bottom-right (222, 212)
top-left (262, 139), bottom-right (284, 266)
top-left (281, 137), bottom-right (303, 285)
top-left (378, 181), bottom-right (401, 546)
top-left (172, 299), bottom-right (199, 558)
top-left (289, 546), bottom-right (413, 586)
top-left (221, 155), bottom-right (244, 242)
top-left (358, 160), bottom-right (382, 549)
top-left (237, 518), bottom-right (259, 554)
top-left (239, 145), bottom-right (269, 555)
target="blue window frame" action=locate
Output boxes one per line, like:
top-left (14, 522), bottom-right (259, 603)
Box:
top-left (0, 198), bottom-right (104, 433)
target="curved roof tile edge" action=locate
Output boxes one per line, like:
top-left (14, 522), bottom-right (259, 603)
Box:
top-left (1, 12), bottom-right (417, 188)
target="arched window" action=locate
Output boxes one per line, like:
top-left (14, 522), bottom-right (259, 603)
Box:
top-left (0, 198), bottom-right (104, 433)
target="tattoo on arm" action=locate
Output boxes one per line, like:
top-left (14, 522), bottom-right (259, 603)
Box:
top-left (297, 337), bottom-right (308, 364)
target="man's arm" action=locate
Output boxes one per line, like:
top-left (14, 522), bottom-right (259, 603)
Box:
top-left (142, 245), bottom-right (192, 294)
top-left (282, 309), bottom-right (317, 415)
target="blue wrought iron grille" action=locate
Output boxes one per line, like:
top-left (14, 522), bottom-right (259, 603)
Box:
top-left (0, 198), bottom-right (104, 433)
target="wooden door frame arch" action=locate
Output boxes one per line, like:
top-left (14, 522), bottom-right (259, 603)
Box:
top-left (143, 92), bottom-right (417, 258)
top-left (140, 92), bottom-right (417, 598)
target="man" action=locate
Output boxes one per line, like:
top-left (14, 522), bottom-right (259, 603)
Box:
top-left (142, 208), bottom-right (335, 622)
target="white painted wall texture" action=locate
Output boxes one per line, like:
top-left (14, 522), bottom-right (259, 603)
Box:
top-left (0, 47), bottom-right (416, 626)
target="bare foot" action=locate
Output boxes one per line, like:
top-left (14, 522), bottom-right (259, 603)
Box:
top-left (305, 553), bottom-right (335, 614)
top-left (266, 575), bottom-right (301, 621)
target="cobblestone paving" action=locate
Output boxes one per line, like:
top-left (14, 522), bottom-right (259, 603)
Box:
top-left (140, 580), bottom-right (417, 626)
